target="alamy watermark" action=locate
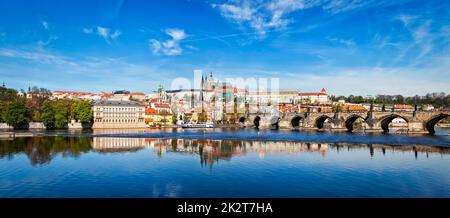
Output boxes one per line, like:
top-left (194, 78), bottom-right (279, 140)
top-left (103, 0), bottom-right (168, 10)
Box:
top-left (169, 69), bottom-right (281, 117)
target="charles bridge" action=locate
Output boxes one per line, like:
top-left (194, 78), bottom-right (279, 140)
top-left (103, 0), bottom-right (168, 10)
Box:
top-left (239, 107), bottom-right (449, 134)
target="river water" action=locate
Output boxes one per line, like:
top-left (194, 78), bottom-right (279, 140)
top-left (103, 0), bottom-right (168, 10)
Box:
top-left (0, 128), bottom-right (449, 197)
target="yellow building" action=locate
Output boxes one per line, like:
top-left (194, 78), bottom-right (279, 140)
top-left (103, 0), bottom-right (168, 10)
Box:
top-left (145, 103), bottom-right (173, 127)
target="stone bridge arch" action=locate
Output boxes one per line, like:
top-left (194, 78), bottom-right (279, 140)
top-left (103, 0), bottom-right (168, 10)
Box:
top-left (270, 116), bottom-right (281, 130)
top-left (238, 116), bottom-right (246, 127)
top-left (315, 115), bottom-right (333, 129)
top-left (379, 114), bottom-right (410, 133)
top-left (344, 115), bottom-right (367, 132)
top-left (425, 113), bottom-right (449, 134)
top-left (290, 115), bottom-right (304, 128)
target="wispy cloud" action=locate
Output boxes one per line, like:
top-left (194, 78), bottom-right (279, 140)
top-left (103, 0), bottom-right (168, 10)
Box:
top-left (0, 46), bottom-right (171, 92)
top-left (37, 36), bottom-right (58, 47)
top-left (41, 21), bottom-right (49, 30)
top-left (396, 14), bottom-right (416, 27)
top-left (318, 0), bottom-right (381, 14)
top-left (83, 26), bottom-right (122, 44)
top-left (149, 28), bottom-right (187, 56)
top-left (212, 0), bottom-right (305, 36)
top-left (83, 28), bottom-right (93, 34)
top-left (36, 21), bottom-right (57, 47)
top-left (97, 26), bottom-right (109, 38)
top-left (280, 64), bottom-right (450, 96)
top-left (326, 36), bottom-right (355, 46)
top-left (211, 0), bottom-right (394, 37)
top-left (110, 30), bottom-right (122, 39)
top-left (392, 15), bottom-right (439, 66)
top-left (213, 62), bottom-right (450, 95)
top-left (0, 47), bottom-right (77, 66)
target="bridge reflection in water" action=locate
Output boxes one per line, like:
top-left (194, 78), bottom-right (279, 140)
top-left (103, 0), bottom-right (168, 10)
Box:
top-left (142, 138), bottom-right (450, 167)
top-left (1, 136), bottom-right (449, 167)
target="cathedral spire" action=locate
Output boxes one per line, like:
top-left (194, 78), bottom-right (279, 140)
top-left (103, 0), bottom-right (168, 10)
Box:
top-left (201, 74), bottom-right (204, 89)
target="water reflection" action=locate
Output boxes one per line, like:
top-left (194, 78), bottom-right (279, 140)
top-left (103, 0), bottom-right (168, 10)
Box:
top-left (93, 137), bottom-right (146, 153)
top-left (1, 136), bottom-right (449, 167)
top-left (0, 137), bottom-right (91, 166)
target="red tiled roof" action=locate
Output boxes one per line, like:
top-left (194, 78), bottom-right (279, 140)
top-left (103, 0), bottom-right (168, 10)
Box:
top-left (249, 91), bottom-right (298, 95)
top-left (154, 103), bottom-right (170, 108)
top-left (394, 104), bottom-right (414, 109)
top-left (145, 108), bottom-right (157, 114)
top-left (298, 92), bottom-right (327, 96)
top-left (53, 91), bottom-right (93, 95)
top-left (158, 110), bottom-right (172, 115)
top-left (279, 105), bottom-right (297, 112)
top-left (214, 88), bottom-right (248, 93)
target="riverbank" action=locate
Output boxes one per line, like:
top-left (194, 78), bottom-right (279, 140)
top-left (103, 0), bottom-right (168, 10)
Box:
top-left (0, 132), bottom-right (37, 139)
top-left (437, 123), bottom-right (450, 128)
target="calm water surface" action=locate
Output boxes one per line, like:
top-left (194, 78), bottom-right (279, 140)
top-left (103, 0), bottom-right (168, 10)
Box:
top-left (0, 128), bottom-right (449, 198)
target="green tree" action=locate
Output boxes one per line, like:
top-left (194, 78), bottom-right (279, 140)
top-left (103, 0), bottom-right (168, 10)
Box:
top-left (0, 102), bottom-right (5, 123)
top-left (2, 100), bottom-right (28, 128)
top-left (26, 86), bottom-right (51, 122)
top-left (0, 86), bottom-right (19, 101)
top-left (41, 100), bottom-right (55, 129)
top-left (53, 100), bottom-right (69, 129)
top-left (72, 101), bottom-right (93, 123)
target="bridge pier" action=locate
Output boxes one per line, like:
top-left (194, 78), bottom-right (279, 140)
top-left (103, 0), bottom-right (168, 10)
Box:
top-left (408, 119), bottom-right (428, 134)
top-left (278, 120), bottom-right (291, 130)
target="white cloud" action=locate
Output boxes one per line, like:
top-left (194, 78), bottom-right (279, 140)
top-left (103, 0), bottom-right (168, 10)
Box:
top-left (83, 28), bottom-right (93, 34)
top-left (212, 0), bottom-right (305, 36)
top-left (393, 16), bottom-right (436, 65)
top-left (318, 0), bottom-right (380, 14)
top-left (326, 36), bottom-right (355, 46)
top-left (41, 21), bottom-right (49, 30)
top-left (87, 26), bottom-right (122, 44)
top-left (37, 36), bottom-right (58, 47)
top-left (111, 30), bottom-right (122, 39)
top-left (212, 0), bottom-right (395, 37)
top-left (0, 46), bottom-right (171, 92)
top-left (149, 28), bottom-right (187, 56)
top-left (97, 26), bottom-right (110, 38)
top-left (396, 14), bottom-right (416, 27)
top-left (0, 47), bottom-right (77, 66)
top-left (215, 64), bottom-right (450, 96)
top-left (281, 65), bottom-right (450, 96)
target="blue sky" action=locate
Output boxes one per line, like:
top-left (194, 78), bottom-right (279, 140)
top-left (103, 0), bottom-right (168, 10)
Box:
top-left (0, 0), bottom-right (449, 96)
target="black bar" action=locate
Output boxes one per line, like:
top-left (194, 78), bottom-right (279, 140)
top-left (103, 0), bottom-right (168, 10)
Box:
top-left (0, 198), bottom-right (448, 216)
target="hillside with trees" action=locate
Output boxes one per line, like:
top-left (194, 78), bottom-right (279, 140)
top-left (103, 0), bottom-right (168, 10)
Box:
top-left (1, 86), bottom-right (93, 129)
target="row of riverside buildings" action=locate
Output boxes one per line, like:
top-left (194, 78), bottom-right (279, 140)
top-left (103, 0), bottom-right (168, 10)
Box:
top-left (47, 73), bottom-right (435, 129)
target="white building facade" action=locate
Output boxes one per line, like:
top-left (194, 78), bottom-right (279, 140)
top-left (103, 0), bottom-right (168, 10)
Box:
top-left (92, 100), bottom-right (146, 129)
